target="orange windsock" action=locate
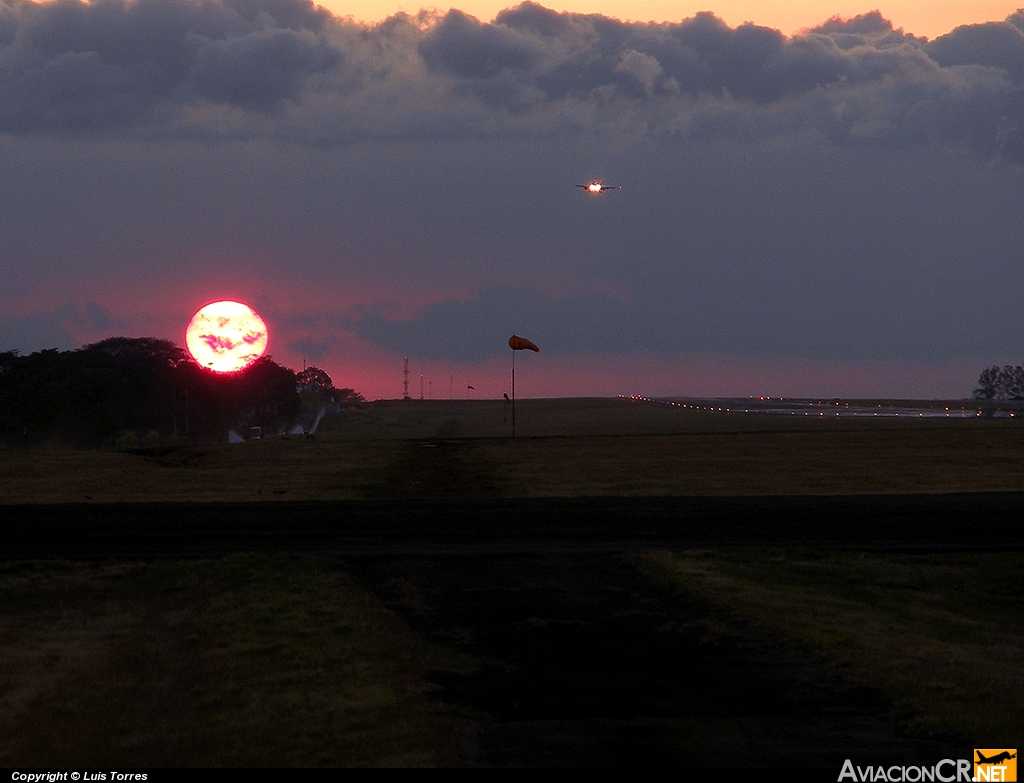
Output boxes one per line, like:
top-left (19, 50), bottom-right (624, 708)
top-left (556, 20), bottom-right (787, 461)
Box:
top-left (509, 335), bottom-right (539, 352)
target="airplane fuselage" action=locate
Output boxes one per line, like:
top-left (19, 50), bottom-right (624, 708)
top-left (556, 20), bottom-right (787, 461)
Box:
top-left (577, 181), bottom-right (620, 193)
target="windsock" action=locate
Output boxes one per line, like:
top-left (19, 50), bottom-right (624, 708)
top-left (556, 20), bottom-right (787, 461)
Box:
top-left (508, 335), bottom-right (539, 352)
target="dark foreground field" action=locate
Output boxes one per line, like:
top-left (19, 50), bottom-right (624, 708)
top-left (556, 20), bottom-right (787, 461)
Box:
top-left (1, 398), bottom-right (1022, 767)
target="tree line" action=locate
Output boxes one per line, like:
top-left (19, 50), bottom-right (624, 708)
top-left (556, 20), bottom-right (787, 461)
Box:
top-left (973, 364), bottom-right (1024, 400)
top-left (0, 337), bottom-right (362, 448)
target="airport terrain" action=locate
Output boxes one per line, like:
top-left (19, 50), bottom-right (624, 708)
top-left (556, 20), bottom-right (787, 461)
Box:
top-left (0, 397), bottom-right (1020, 766)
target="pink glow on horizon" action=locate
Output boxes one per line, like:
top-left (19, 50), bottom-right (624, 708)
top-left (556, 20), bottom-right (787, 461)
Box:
top-left (307, 350), bottom-right (993, 401)
top-left (28, 290), bottom-right (1002, 402)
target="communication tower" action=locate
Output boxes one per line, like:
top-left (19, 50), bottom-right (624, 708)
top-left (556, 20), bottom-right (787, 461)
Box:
top-left (403, 357), bottom-right (410, 400)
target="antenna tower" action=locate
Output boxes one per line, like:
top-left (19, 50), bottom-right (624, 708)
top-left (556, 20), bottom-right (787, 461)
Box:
top-left (403, 357), bottom-right (410, 400)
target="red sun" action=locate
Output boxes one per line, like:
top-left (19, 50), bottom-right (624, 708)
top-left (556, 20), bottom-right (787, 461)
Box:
top-left (185, 300), bottom-right (269, 373)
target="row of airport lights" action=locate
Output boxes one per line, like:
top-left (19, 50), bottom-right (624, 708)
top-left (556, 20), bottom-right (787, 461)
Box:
top-left (621, 395), bottom-right (1002, 418)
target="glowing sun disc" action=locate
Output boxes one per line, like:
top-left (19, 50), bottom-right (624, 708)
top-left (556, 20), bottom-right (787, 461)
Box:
top-left (185, 300), bottom-right (269, 373)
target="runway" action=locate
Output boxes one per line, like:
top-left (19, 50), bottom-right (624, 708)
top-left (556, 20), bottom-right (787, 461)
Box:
top-left (631, 395), bottom-right (1024, 419)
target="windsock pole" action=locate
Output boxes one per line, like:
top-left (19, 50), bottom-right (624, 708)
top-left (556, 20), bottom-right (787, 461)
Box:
top-left (511, 349), bottom-right (516, 438)
top-left (507, 334), bottom-right (537, 438)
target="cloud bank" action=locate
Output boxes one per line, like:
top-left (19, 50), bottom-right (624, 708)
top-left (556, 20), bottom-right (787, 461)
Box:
top-left (1, 0), bottom-right (1022, 160)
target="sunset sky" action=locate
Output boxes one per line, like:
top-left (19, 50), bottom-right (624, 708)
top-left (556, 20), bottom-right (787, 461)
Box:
top-left (321, 0), bottom-right (1023, 40)
top-left (2, 0), bottom-right (1023, 399)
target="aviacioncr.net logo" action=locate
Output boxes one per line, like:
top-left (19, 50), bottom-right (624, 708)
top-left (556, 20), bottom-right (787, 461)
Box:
top-left (974, 749), bottom-right (1017, 782)
top-left (838, 759), bottom-right (973, 782)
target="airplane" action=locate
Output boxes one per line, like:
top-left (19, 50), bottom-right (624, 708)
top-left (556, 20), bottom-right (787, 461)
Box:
top-left (577, 181), bottom-right (621, 193)
top-left (977, 752), bottom-right (1017, 765)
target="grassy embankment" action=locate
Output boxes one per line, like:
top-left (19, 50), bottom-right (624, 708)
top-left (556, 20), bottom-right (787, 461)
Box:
top-left (1, 397), bottom-right (1022, 762)
top-left (2, 397), bottom-right (1024, 502)
top-left (0, 554), bottom-right (471, 767)
top-left (641, 549), bottom-right (1024, 745)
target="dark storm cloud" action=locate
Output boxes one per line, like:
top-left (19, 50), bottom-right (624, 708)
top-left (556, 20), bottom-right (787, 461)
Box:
top-left (405, 5), bottom-right (1024, 159)
top-left (84, 300), bottom-right (118, 330)
top-left (53, 301), bottom-right (124, 334)
top-left (813, 10), bottom-right (894, 37)
top-left (418, 8), bottom-right (543, 78)
top-left (288, 336), bottom-right (337, 361)
top-left (357, 286), bottom-right (637, 362)
top-left (186, 25), bottom-right (340, 110)
top-left (926, 19), bottom-right (1024, 78)
top-left (0, 313), bottom-right (75, 353)
top-left (0, 302), bottom-right (115, 352)
top-left (0, 0), bottom-right (341, 129)
top-left (2, 0), bottom-right (1024, 161)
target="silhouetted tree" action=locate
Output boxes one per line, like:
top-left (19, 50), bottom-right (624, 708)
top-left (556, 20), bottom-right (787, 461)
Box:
top-left (974, 366), bottom-right (1000, 399)
top-left (334, 388), bottom-right (365, 404)
top-left (83, 337), bottom-right (191, 436)
top-left (1007, 365), bottom-right (1024, 399)
top-left (186, 356), bottom-right (300, 436)
top-left (974, 364), bottom-right (1024, 400)
top-left (54, 366), bottom-right (135, 446)
top-left (296, 365), bottom-right (333, 389)
top-left (83, 337), bottom-right (188, 368)
top-left (0, 339), bottom-right (355, 447)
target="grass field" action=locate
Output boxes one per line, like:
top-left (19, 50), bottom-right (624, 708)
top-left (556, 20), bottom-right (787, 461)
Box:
top-left (1, 397), bottom-right (1021, 766)
top-left (642, 550), bottom-right (1024, 745)
top-left (0, 554), bottom-right (470, 767)
top-left (2, 397), bottom-right (1024, 502)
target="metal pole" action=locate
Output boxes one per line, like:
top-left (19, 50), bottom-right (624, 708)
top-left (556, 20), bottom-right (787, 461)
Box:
top-left (511, 349), bottom-right (516, 438)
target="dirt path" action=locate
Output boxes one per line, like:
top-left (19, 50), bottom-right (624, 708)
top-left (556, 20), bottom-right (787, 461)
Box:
top-left (349, 552), bottom-right (962, 768)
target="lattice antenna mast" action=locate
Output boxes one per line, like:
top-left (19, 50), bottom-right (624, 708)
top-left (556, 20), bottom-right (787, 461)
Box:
top-left (403, 356), bottom-right (410, 400)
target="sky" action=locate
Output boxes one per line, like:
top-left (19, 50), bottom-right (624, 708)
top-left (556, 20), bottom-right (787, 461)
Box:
top-left (321, 0), bottom-right (1024, 41)
top-left (1, 0), bottom-right (1023, 400)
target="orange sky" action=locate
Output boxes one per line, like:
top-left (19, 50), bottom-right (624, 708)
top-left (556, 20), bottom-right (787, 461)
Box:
top-left (319, 0), bottom-right (1021, 39)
